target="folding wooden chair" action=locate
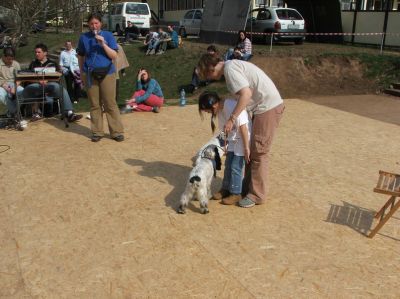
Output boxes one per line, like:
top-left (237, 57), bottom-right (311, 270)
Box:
top-left (368, 170), bottom-right (400, 238)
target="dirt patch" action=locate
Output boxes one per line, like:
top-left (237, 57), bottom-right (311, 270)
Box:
top-left (252, 56), bottom-right (378, 98)
top-left (1, 95), bottom-right (400, 297)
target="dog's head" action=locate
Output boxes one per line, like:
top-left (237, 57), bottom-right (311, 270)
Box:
top-left (202, 145), bottom-right (222, 171)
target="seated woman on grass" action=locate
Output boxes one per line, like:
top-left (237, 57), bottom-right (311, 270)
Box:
top-left (123, 68), bottom-right (164, 113)
top-left (224, 30), bottom-right (252, 61)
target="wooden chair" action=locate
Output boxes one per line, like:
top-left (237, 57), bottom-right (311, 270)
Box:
top-left (369, 170), bottom-right (400, 238)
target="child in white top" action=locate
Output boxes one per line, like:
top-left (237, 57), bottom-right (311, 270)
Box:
top-left (198, 91), bottom-right (251, 204)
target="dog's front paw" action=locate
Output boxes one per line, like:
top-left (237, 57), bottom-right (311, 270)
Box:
top-left (177, 205), bottom-right (186, 214)
top-left (200, 208), bottom-right (209, 214)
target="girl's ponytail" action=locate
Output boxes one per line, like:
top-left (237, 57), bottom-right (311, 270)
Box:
top-left (198, 91), bottom-right (221, 133)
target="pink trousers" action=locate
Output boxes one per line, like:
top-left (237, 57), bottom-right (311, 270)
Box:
top-left (130, 90), bottom-right (164, 112)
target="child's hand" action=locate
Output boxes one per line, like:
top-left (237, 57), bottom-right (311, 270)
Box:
top-left (244, 147), bottom-right (250, 164)
top-left (126, 98), bottom-right (136, 105)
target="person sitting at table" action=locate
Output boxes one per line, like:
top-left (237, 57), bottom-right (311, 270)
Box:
top-left (21, 43), bottom-right (82, 122)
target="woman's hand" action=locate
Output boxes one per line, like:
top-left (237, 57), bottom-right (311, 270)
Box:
top-left (95, 34), bottom-right (106, 46)
top-left (126, 98), bottom-right (136, 105)
top-left (137, 70), bottom-right (144, 80)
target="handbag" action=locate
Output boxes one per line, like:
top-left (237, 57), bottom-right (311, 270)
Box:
top-left (91, 63), bottom-right (112, 80)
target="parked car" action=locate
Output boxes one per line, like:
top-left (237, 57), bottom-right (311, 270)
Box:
top-left (179, 9), bottom-right (203, 37)
top-left (245, 7), bottom-right (306, 44)
top-left (46, 17), bottom-right (64, 27)
top-left (31, 22), bottom-right (46, 33)
top-left (102, 2), bottom-right (151, 36)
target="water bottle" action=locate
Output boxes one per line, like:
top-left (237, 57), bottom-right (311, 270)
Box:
top-left (179, 89), bottom-right (186, 107)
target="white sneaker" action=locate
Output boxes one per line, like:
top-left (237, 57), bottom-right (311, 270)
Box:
top-left (120, 105), bottom-right (133, 114)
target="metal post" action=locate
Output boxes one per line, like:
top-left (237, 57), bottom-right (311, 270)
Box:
top-left (381, 0), bottom-right (391, 53)
top-left (380, 32), bottom-right (385, 55)
top-left (270, 33), bottom-right (273, 52)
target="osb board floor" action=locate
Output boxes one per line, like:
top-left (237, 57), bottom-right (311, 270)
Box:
top-left (0, 94), bottom-right (399, 298)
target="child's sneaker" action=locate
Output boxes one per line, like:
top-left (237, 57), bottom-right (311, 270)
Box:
top-left (221, 194), bottom-right (242, 205)
top-left (212, 189), bottom-right (230, 200)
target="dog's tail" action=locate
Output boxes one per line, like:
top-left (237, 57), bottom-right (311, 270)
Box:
top-left (189, 175), bottom-right (201, 188)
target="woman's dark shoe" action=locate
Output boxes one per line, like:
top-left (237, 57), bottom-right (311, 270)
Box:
top-left (91, 135), bottom-right (102, 142)
top-left (113, 135), bottom-right (125, 142)
top-left (68, 113), bottom-right (83, 122)
top-left (152, 106), bottom-right (160, 113)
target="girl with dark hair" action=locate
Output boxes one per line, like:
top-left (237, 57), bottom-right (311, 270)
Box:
top-left (224, 30), bottom-right (252, 61)
top-left (123, 68), bottom-right (164, 113)
top-left (77, 13), bottom-right (124, 142)
top-left (198, 91), bottom-right (251, 206)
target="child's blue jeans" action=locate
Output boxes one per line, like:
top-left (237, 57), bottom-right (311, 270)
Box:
top-left (222, 151), bottom-right (245, 195)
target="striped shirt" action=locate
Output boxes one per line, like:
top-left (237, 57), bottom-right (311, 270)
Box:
top-left (238, 38), bottom-right (252, 55)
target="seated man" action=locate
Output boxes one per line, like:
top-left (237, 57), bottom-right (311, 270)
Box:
top-left (167, 25), bottom-right (179, 49)
top-left (156, 27), bottom-right (171, 55)
top-left (124, 21), bottom-right (140, 43)
top-left (59, 40), bottom-right (81, 103)
top-left (21, 43), bottom-right (82, 122)
top-left (0, 48), bottom-right (23, 117)
top-left (144, 30), bottom-right (159, 55)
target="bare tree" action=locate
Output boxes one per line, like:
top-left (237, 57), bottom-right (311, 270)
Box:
top-left (2, 0), bottom-right (107, 34)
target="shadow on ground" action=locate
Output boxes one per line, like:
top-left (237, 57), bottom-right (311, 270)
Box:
top-left (325, 201), bottom-right (400, 241)
top-left (44, 117), bottom-right (92, 139)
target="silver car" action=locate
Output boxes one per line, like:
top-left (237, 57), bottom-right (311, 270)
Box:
top-left (246, 7), bottom-right (306, 44)
top-left (179, 9), bottom-right (203, 37)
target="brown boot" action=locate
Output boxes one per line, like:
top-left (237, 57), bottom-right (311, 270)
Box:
top-left (212, 189), bottom-right (230, 200)
top-left (221, 194), bottom-right (242, 205)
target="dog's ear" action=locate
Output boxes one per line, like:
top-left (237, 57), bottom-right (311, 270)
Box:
top-left (214, 147), bottom-right (221, 171)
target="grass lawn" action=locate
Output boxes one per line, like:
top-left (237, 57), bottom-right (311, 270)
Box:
top-left (13, 32), bottom-right (400, 112)
top-left (15, 32), bottom-right (229, 112)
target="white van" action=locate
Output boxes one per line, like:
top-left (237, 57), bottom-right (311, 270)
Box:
top-left (102, 2), bottom-right (151, 36)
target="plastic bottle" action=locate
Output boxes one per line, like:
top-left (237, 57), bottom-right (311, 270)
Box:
top-left (179, 89), bottom-right (186, 107)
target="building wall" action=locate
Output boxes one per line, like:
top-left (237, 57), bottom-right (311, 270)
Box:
top-left (341, 10), bottom-right (400, 46)
top-left (386, 11), bottom-right (400, 44)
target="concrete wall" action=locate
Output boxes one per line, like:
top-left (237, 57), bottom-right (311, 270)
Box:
top-left (341, 11), bottom-right (400, 47)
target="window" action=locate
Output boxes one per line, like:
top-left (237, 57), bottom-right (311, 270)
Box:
top-left (164, 0), bottom-right (204, 11)
top-left (187, 0), bottom-right (195, 9)
top-left (178, 0), bottom-right (186, 10)
top-left (165, 0), bottom-right (178, 11)
top-left (194, 0), bottom-right (204, 8)
top-left (125, 4), bottom-right (149, 15)
top-left (276, 9), bottom-right (289, 19)
top-left (257, 9), bottom-right (271, 20)
top-left (194, 10), bottom-right (202, 19)
top-left (184, 10), bottom-right (194, 19)
top-left (287, 10), bottom-right (303, 20)
top-left (214, 0), bottom-right (224, 16)
top-left (115, 4), bottom-right (123, 15)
